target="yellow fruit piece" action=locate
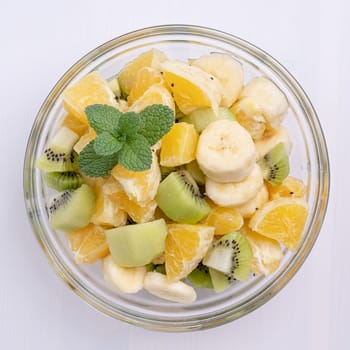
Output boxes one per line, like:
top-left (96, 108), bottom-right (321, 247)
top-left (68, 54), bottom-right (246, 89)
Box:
top-left (128, 67), bottom-right (164, 105)
top-left (90, 181), bottom-right (127, 228)
top-left (66, 223), bottom-right (109, 264)
top-left (60, 114), bottom-right (88, 136)
top-left (267, 176), bottom-right (306, 200)
top-left (204, 206), bottom-right (243, 235)
top-left (160, 60), bottom-right (222, 114)
top-left (249, 198), bottom-right (308, 251)
top-left (241, 225), bottom-right (283, 275)
top-left (73, 128), bottom-right (96, 154)
top-left (111, 151), bottom-right (161, 203)
top-left (62, 71), bottom-right (118, 124)
top-left (118, 49), bottom-right (167, 95)
top-left (165, 224), bottom-right (214, 281)
top-left (109, 188), bottom-right (157, 224)
top-left (160, 122), bottom-right (199, 167)
top-left (129, 84), bottom-right (175, 113)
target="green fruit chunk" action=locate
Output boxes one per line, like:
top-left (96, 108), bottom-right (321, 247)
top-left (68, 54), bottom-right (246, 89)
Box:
top-left (107, 76), bottom-right (122, 98)
top-left (258, 142), bottom-right (290, 186)
top-left (203, 232), bottom-right (252, 282)
top-left (106, 219), bottom-right (167, 267)
top-left (155, 264), bottom-right (166, 274)
top-left (182, 107), bottom-right (236, 133)
top-left (185, 160), bottom-right (205, 186)
top-left (45, 171), bottom-right (84, 191)
top-left (208, 267), bottom-right (231, 292)
top-left (187, 263), bottom-right (213, 289)
top-left (36, 127), bottom-right (79, 172)
top-left (156, 170), bottom-right (211, 224)
top-left (49, 184), bottom-right (96, 232)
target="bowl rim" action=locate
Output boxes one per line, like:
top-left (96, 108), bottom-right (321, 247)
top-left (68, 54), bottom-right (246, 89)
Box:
top-left (23, 24), bottom-right (330, 331)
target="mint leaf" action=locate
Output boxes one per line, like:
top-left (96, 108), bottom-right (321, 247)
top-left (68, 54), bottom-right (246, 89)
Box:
top-left (93, 132), bottom-right (123, 156)
top-left (118, 134), bottom-right (152, 171)
top-left (78, 141), bottom-right (119, 177)
top-left (139, 105), bottom-right (174, 145)
top-left (85, 104), bottom-right (121, 135)
top-left (117, 112), bottom-right (140, 137)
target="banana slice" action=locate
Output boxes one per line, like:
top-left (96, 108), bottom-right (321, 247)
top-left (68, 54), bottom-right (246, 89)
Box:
top-left (191, 53), bottom-right (243, 107)
top-left (255, 127), bottom-right (292, 161)
top-left (206, 164), bottom-right (263, 207)
top-left (144, 271), bottom-right (197, 304)
top-left (196, 119), bottom-right (256, 183)
top-left (235, 184), bottom-right (269, 218)
top-left (239, 77), bottom-right (288, 130)
top-left (102, 255), bottom-right (146, 293)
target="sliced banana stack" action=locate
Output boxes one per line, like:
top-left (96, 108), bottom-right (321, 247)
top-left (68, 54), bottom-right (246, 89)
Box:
top-left (206, 164), bottom-right (264, 207)
top-left (196, 119), bottom-right (256, 183)
top-left (144, 271), bottom-right (197, 304)
top-left (102, 255), bottom-right (146, 293)
top-left (231, 77), bottom-right (288, 140)
top-left (197, 118), bottom-right (264, 207)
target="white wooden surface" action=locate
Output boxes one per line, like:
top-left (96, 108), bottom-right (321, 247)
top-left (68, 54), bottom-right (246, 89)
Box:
top-left (1, 0), bottom-right (348, 348)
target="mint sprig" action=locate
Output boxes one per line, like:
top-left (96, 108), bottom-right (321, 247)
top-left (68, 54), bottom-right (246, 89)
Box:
top-left (78, 104), bottom-right (174, 177)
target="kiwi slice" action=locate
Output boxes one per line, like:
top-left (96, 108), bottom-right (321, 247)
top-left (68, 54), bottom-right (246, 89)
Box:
top-left (49, 184), bottom-right (96, 232)
top-left (107, 76), bottom-right (122, 98)
top-left (156, 170), bottom-right (211, 224)
top-left (37, 127), bottom-right (79, 172)
top-left (185, 160), bottom-right (205, 186)
top-left (203, 232), bottom-right (253, 283)
top-left (182, 107), bottom-right (236, 133)
top-left (208, 267), bottom-right (231, 292)
top-left (187, 263), bottom-right (213, 289)
top-left (106, 219), bottom-right (167, 267)
top-left (45, 172), bottom-right (83, 191)
top-left (258, 142), bottom-right (290, 186)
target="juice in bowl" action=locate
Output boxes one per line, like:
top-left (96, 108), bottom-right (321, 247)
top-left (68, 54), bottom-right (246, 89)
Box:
top-left (23, 25), bottom-right (329, 331)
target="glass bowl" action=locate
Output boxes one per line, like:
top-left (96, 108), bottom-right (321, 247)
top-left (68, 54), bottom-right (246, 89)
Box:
top-left (23, 24), bottom-right (329, 331)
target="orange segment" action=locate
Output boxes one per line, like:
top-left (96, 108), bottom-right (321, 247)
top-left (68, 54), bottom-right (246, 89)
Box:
top-left (66, 223), bottom-right (109, 264)
top-left (104, 177), bottom-right (157, 223)
top-left (128, 67), bottom-right (164, 105)
top-left (60, 114), bottom-right (88, 136)
top-left (62, 71), bottom-right (118, 124)
top-left (241, 225), bottom-right (283, 275)
top-left (118, 49), bottom-right (167, 95)
top-left (128, 84), bottom-right (175, 113)
top-left (111, 151), bottom-right (161, 203)
top-left (204, 206), bottom-right (243, 235)
top-left (160, 60), bottom-right (222, 114)
top-left (73, 128), bottom-right (96, 154)
top-left (267, 176), bottom-right (306, 200)
top-left (160, 122), bottom-right (199, 167)
top-left (90, 180), bottom-right (127, 228)
top-left (115, 191), bottom-right (157, 224)
top-left (249, 198), bottom-right (308, 251)
top-left (165, 224), bottom-right (214, 281)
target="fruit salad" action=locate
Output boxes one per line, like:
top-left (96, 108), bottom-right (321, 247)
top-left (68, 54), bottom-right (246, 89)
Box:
top-left (37, 48), bottom-right (308, 304)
